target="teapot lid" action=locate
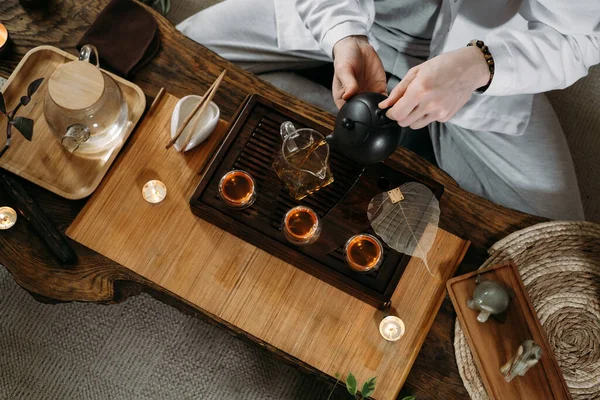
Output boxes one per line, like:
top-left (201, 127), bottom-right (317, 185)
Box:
top-left (48, 61), bottom-right (104, 110)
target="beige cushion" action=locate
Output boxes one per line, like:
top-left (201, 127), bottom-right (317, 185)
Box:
top-left (547, 65), bottom-right (600, 222)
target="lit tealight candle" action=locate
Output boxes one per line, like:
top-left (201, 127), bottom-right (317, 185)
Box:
top-left (0, 23), bottom-right (9, 56)
top-left (142, 180), bottom-right (167, 204)
top-left (0, 206), bottom-right (17, 230)
top-left (379, 316), bottom-right (405, 342)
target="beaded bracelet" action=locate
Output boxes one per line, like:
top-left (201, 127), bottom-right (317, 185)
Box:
top-left (467, 39), bottom-right (495, 93)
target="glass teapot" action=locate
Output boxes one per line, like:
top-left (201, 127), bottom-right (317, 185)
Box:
top-left (44, 44), bottom-right (128, 154)
top-left (272, 122), bottom-right (334, 201)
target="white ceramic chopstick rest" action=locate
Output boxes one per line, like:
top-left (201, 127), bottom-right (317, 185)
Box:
top-left (170, 95), bottom-right (220, 152)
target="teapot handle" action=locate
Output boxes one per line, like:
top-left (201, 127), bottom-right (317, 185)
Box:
top-left (280, 121), bottom-right (298, 153)
top-left (79, 44), bottom-right (100, 68)
top-left (280, 121), bottom-right (297, 141)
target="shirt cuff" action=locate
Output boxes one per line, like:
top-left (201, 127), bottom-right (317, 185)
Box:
top-left (481, 36), bottom-right (515, 96)
top-left (321, 21), bottom-right (369, 58)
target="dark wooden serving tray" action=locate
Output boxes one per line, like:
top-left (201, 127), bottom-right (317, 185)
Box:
top-left (190, 95), bottom-right (444, 308)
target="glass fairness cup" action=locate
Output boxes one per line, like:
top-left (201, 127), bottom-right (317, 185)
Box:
top-left (272, 122), bottom-right (333, 201)
top-left (44, 44), bottom-right (128, 154)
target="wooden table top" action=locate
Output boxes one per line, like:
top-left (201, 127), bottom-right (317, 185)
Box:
top-left (0, 1), bottom-right (545, 398)
top-left (65, 91), bottom-right (470, 399)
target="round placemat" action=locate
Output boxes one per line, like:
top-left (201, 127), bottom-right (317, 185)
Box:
top-left (454, 221), bottom-right (600, 399)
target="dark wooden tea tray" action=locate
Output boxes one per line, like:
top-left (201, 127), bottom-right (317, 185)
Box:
top-left (190, 95), bottom-right (444, 308)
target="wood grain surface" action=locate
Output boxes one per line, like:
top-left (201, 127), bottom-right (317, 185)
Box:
top-left (0, 169), bottom-right (77, 264)
top-left (0, 45), bottom-right (145, 199)
top-left (67, 92), bottom-right (470, 400)
top-left (447, 263), bottom-right (572, 400)
top-left (0, 1), bottom-right (546, 398)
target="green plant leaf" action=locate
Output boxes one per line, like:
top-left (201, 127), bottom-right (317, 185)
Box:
top-left (27, 78), bottom-right (44, 97)
top-left (20, 96), bottom-right (30, 106)
top-left (10, 117), bottom-right (34, 141)
top-left (139, 0), bottom-right (170, 15)
top-left (361, 377), bottom-right (377, 398)
top-left (346, 373), bottom-right (357, 396)
top-left (400, 396), bottom-right (416, 400)
top-left (0, 92), bottom-right (6, 114)
top-left (161, 0), bottom-right (171, 14)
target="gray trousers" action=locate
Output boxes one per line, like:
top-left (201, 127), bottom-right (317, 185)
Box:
top-left (177, 0), bottom-right (585, 221)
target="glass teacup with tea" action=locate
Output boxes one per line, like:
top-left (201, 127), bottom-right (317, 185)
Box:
top-left (345, 233), bottom-right (383, 273)
top-left (282, 205), bottom-right (321, 246)
top-left (273, 122), bottom-right (333, 201)
top-left (218, 169), bottom-right (257, 209)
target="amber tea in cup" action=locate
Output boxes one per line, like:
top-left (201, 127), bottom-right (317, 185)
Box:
top-left (345, 233), bottom-right (383, 272)
top-left (282, 206), bottom-right (321, 245)
top-left (218, 170), bottom-right (256, 209)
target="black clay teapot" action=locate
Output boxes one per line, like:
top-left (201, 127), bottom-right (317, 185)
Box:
top-left (326, 92), bottom-right (402, 165)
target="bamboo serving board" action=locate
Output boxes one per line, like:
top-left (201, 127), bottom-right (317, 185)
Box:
top-left (67, 91), bottom-right (471, 400)
top-left (0, 45), bottom-right (145, 199)
top-left (447, 263), bottom-right (572, 400)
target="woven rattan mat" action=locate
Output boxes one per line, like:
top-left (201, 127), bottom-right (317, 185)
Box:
top-left (454, 221), bottom-right (600, 399)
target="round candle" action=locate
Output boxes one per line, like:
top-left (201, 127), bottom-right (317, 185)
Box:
top-left (0, 23), bottom-right (9, 53)
top-left (218, 170), bottom-right (256, 209)
top-left (379, 316), bottom-right (405, 342)
top-left (0, 206), bottom-right (17, 230)
top-left (142, 180), bottom-right (167, 204)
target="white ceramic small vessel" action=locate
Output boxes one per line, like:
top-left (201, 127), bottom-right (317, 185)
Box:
top-left (170, 95), bottom-right (220, 152)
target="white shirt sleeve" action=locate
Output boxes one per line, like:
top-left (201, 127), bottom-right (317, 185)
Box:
top-left (294, 0), bottom-right (370, 57)
top-left (483, 0), bottom-right (600, 96)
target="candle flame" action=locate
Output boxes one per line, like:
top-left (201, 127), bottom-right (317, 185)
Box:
top-left (385, 324), bottom-right (398, 340)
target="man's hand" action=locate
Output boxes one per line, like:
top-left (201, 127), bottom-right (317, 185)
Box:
top-left (332, 35), bottom-right (387, 109)
top-left (379, 46), bottom-right (491, 129)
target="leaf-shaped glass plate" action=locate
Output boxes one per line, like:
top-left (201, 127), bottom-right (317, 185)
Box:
top-left (367, 182), bottom-right (440, 275)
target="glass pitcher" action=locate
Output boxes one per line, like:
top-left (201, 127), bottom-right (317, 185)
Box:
top-left (44, 44), bottom-right (128, 154)
top-left (273, 122), bottom-right (334, 200)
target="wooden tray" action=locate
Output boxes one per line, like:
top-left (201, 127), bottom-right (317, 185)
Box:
top-left (447, 262), bottom-right (572, 400)
top-left (190, 95), bottom-right (444, 308)
top-left (66, 90), bottom-right (471, 399)
top-left (0, 45), bottom-right (145, 199)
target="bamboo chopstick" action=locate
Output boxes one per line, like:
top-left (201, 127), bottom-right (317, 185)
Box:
top-left (179, 75), bottom-right (226, 151)
top-left (166, 69), bottom-right (227, 150)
